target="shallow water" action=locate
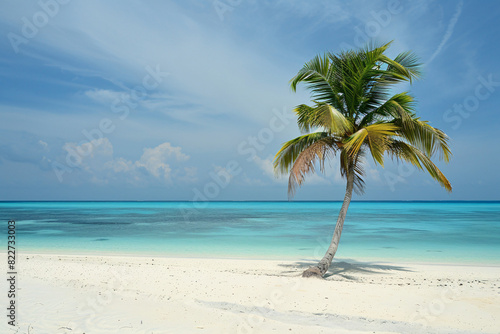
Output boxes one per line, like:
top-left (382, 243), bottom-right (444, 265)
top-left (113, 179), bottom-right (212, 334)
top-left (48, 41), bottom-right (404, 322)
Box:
top-left (1, 201), bottom-right (499, 264)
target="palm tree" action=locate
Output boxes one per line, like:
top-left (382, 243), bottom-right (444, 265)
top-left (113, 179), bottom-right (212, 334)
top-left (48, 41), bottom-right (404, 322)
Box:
top-left (273, 42), bottom-right (452, 278)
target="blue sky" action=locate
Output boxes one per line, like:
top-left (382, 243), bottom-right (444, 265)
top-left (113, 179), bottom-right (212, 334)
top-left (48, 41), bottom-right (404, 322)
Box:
top-left (0, 0), bottom-right (499, 201)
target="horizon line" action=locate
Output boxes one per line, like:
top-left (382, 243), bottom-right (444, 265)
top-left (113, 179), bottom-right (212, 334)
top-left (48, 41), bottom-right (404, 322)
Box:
top-left (1, 200), bottom-right (499, 203)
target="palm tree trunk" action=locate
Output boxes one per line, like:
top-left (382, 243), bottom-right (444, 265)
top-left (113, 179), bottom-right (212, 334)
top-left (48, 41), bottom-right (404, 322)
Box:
top-left (302, 166), bottom-right (355, 278)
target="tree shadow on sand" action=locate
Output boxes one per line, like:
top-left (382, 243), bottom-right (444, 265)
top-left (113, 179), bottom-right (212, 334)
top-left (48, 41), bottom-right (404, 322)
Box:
top-left (278, 259), bottom-right (412, 280)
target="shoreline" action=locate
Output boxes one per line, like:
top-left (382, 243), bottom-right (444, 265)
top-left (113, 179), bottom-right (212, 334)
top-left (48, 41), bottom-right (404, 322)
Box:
top-left (6, 253), bottom-right (500, 333)
top-left (12, 249), bottom-right (500, 267)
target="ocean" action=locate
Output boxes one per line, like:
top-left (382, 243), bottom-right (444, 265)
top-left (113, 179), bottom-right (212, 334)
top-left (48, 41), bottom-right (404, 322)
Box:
top-left (1, 201), bottom-right (499, 265)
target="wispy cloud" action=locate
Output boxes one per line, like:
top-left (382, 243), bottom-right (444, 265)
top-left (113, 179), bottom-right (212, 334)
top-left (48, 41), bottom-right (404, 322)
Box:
top-left (427, 0), bottom-right (464, 64)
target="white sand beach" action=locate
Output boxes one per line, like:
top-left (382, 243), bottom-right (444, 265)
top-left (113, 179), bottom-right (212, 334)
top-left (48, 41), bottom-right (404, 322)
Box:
top-left (5, 254), bottom-right (500, 333)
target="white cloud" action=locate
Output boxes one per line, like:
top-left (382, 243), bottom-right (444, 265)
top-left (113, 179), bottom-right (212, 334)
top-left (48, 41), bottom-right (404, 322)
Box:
top-left (104, 157), bottom-right (133, 173)
top-left (38, 140), bottom-right (48, 150)
top-left (253, 155), bottom-right (280, 180)
top-left (85, 89), bottom-right (122, 105)
top-left (61, 139), bottom-right (193, 184)
top-left (134, 142), bottom-right (188, 180)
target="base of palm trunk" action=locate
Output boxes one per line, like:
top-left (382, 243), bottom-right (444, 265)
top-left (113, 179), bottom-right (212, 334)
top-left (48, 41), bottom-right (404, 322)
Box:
top-left (301, 267), bottom-right (323, 278)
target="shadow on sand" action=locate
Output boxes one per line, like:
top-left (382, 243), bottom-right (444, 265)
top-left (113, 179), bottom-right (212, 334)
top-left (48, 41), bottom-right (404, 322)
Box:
top-left (278, 258), bottom-right (412, 280)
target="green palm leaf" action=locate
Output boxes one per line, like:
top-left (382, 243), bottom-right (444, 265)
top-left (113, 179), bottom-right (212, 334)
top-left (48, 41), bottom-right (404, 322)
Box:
top-left (343, 123), bottom-right (399, 165)
top-left (396, 118), bottom-right (452, 162)
top-left (388, 140), bottom-right (452, 191)
top-left (294, 103), bottom-right (353, 135)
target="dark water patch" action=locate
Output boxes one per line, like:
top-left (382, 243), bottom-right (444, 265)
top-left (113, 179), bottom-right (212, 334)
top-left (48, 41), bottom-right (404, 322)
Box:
top-left (67, 221), bottom-right (135, 225)
top-left (373, 227), bottom-right (427, 234)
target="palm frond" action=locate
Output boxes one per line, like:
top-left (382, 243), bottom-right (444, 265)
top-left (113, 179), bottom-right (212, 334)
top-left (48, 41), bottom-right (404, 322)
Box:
top-left (288, 140), bottom-right (333, 197)
top-left (396, 118), bottom-right (451, 162)
top-left (359, 92), bottom-right (416, 127)
top-left (343, 128), bottom-right (368, 157)
top-left (343, 123), bottom-right (399, 165)
top-left (387, 140), bottom-right (452, 191)
top-left (289, 54), bottom-right (344, 111)
top-left (274, 132), bottom-right (338, 176)
top-left (389, 51), bottom-right (422, 81)
top-left (294, 103), bottom-right (353, 135)
top-left (290, 53), bottom-right (330, 92)
top-left (379, 52), bottom-right (421, 84)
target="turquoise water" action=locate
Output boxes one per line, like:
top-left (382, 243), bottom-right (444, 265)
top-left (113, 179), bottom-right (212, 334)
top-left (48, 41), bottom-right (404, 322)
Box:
top-left (1, 201), bottom-right (499, 264)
